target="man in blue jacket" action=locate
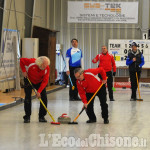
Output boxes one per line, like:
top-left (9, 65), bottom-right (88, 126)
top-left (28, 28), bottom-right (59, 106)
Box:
top-left (126, 42), bottom-right (145, 101)
top-left (66, 38), bottom-right (84, 101)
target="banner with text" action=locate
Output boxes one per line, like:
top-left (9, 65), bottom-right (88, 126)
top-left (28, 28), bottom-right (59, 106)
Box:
top-left (68, 1), bottom-right (138, 23)
top-left (0, 29), bottom-right (20, 80)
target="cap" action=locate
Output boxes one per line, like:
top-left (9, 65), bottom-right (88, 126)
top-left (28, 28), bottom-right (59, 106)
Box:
top-left (131, 42), bottom-right (138, 47)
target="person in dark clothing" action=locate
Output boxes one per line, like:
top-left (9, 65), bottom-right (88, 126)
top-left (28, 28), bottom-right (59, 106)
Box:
top-left (126, 42), bottom-right (145, 101)
top-left (20, 56), bottom-right (50, 123)
top-left (75, 67), bottom-right (109, 124)
top-left (66, 38), bottom-right (84, 101)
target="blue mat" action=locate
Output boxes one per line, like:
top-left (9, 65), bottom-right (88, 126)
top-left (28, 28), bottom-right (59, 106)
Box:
top-left (0, 103), bottom-right (6, 106)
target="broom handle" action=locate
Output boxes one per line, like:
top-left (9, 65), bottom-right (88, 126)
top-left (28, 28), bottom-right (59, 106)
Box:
top-left (73, 83), bottom-right (104, 122)
top-left (87, 83), bottom-right (103, 105)
top-left (69, 75), bottom-right (73, 87)
top-left (136, 72), bottom-right (141, 99)
top-left (38, 98), bottom-right (55, 122)
top-left (73, 108), bottom-right (85, 122)
top-left (27, 78), bottom-right (56, 122)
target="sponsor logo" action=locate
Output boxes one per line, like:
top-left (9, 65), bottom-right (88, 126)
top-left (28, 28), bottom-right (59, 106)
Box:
top-left (84, 3), bottom-right (100, 9)
top-left (105, 3), bottom-right (121, 13)
top-left (84, 2), bottom-right (121, 13)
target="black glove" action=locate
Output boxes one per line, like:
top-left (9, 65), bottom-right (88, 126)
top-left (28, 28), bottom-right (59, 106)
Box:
top-left (113, 72), bottom-right (116, 76)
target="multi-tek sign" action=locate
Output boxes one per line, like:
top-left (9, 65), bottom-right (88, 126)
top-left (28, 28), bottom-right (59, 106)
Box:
top-left (68, 2), bottom-right (138, 23)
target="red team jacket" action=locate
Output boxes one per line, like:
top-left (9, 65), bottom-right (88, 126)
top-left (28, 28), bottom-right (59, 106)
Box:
top-left (92, 52), bottom-right (116, 72)
top-left (76, 67), bottom-right (107, 104)
top-left (20, 58), bottom-right (50, 93)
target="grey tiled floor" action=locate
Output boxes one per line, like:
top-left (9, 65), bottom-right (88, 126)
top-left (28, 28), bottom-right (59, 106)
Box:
top-left (0, 88), bottom-right (150, 150)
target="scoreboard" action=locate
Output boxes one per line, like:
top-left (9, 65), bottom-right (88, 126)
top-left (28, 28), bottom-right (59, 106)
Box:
top-left (108, 39), bottom-right (150, 68)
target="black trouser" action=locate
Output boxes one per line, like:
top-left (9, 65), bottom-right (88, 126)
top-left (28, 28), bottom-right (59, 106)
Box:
top-left (69, 66), bottom-right (81, 99)
top-left (99, 71), bottom-right (113, 100)
top-left (129, 71), bottom-right (141, 99)
top-left (24, 78), bottom-right (47, 118)
top-left (86, 85), bottom-right (108, 121)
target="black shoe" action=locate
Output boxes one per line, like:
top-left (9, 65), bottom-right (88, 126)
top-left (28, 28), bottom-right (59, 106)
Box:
top-left (110, 99), bottom-right (115, 101)
top-left (69, 97), bottom-right (81, 101)
top-left (86, 120), bottom-right (96, 123)
top-left (23, 115), bottom-right (30, 123)
top-left (130, 98), bottom-right (136, 101)
top-left (39, 117), bottom-right (47, 123)
top-left (74, 97), bottom-right (81, 101)
top-left (104, 119), bottom-right (109, 124)
top-left (69, 97), bottom-right (75, 101)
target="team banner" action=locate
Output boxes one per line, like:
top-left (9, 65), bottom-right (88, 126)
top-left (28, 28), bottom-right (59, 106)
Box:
top-left (0, 29), bottom-right (20, 80)
top-left (68, 2), bottom-right (138, 23)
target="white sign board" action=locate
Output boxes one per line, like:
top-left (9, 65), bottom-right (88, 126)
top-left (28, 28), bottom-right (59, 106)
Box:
top-left (108, 39), bottom-right (150, 68)
top-left (68, 2), bottom-right (138, 23)
top-left (22, 38), bottom-right (39, 58)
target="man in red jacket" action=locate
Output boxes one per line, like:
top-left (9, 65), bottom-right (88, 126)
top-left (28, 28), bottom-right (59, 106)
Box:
top-left (92, 46), bottom-right (116, 101)
top-left (74, 67), bottom-right (109, 124)
top-left (20, 56), bottom-right (50, 123)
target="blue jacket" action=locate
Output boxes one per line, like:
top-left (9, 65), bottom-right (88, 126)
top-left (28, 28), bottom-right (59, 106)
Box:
top-left (126, 50), bottom-right (144, 72)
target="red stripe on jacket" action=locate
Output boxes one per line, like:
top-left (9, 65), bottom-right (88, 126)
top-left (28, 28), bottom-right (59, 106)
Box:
top-left (76, 67), bottom-right (107, 104)
top-left (20, 58), bottom-right (50, 93)
top-left (92, 52), bottom-right (116, 72)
